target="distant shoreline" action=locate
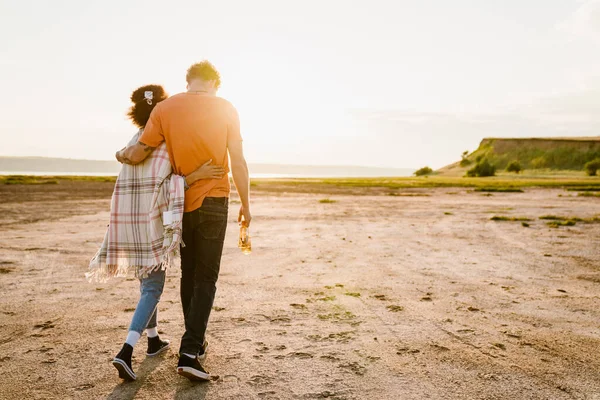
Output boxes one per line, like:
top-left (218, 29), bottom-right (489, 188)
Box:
top-left (0, 157), bottom-right (414, 178)
top-left (0, 171), bottom-right (413, 179)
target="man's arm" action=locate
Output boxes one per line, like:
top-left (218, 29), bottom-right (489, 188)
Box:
top-left (116, 141), bottom-right (155, 165)
top-left (228, 138), bottom-right (251, 226)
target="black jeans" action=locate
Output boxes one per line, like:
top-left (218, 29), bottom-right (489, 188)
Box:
top-left (179, 197), bottom-right (228, 355)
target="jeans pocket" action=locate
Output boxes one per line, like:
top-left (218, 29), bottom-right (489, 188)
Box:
top-left (197, 214), bottom-right (227, 240)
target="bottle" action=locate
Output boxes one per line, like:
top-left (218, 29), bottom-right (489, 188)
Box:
top-left (238, 224), bottom-right (251, 255)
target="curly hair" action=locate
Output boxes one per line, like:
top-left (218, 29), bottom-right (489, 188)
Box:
top-left (126, 84), bottom-right (168, 129)
top-left (186, 60), bottom-right (221, 88)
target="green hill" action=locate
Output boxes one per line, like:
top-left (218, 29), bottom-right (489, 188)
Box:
top-left (439, 137), bottom-right (600, 175)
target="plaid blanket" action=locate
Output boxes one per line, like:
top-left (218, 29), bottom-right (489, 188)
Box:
top-left (86, 131), bottom-right (185, 283)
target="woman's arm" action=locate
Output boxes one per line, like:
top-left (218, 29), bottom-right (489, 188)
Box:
top-left (185, 159), bottom-right (225, 187)
top-left (116, 141), bottom-right (155, 165)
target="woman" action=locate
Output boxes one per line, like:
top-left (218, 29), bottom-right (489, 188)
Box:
top-left (87, 84), bottom-right (224, 381)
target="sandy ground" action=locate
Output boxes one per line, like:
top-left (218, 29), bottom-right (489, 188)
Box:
top-left (0, 184), bottom-right (599, 400)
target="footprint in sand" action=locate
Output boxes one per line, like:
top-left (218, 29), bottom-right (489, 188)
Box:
top-left (287, 352), bottom-right (314, 359)
top-left (320, 353), bottom-right (341, 362)
top-left (73, 383), bottom-right (94, 391)
top-left (247, 374), bottom-right (273, 386)
top-left (396, 346), bottom-right (420, 355)
top-left (33, 320), bottom-right (56, 330)
top-left (386, 305), bottom-right (404, 312)
top-left (338, 361), bottom-right (366, 375)
top-left (255, 342), bottom-right (270, 353)
top-left (307, 331), bottom-right (355, 343)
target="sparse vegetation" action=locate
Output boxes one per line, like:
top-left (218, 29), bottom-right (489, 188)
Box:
top-left (491, 216), bottom-right (532, 222)
top-left (539, 215), bottom-right (599, 223)
top-left (460, 150), bottom-right (472, 167)
top-left (506, 161), bottom-right (522, 173)
top-left (546, 220), bottom-right (576, 228)
top-left (0, 175), bottom-right (115, 185)
top-left (566, 187), bottom-right (600, 192)
top-left (317, 311), bottom-right (356, 321)
top-left (521, 222), bottom-right (530, 227)
top-left (387, 192), bottom-right (430, 197)
top-left (319, 198), bottom-right (337, 204)
top-left (344, 292), bottom-right (361, 297)
top-left (414, 166), bottom-right (433, 176)
top-left (578, 192), bottom-right (600, 197)
top-left (584, 158), bottom-right (600, 176)
top-left (316, 295), bottom-right (336, 302)
top-left (2, 176), bottom-right (59, 185)
top-left (474, 187), bottom-right (523, 193)
top-left (466, 158), bottom-right (496, 177)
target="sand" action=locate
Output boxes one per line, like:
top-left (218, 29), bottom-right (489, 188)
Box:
top-left (0, 183), bottom-right (599, 399)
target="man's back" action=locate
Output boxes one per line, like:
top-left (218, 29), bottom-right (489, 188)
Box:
top-left (140, 92), bottom-right (241, 212)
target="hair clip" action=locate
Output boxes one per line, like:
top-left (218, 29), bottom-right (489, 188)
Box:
top-left (144, 91), bottom-right (153, 105)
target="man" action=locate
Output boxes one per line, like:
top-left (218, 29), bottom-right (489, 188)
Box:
top-left (117, 60), bottom-right (251, 381)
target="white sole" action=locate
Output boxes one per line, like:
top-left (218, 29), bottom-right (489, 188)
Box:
top-left (177, 366), bottom-right (211, 381)
top-left (146, 341), bottom-right (170, 356)
top-left (112, 358), bottom-right (136, 381)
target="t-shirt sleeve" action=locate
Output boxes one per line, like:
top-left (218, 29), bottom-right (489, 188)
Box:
top-left (227, 104), bottom-right (242, 142)
top-left (139, 105), bottom-right (164, 147)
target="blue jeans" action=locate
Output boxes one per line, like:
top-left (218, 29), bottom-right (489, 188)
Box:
top-left (128, 269), bottom-right (166, 334)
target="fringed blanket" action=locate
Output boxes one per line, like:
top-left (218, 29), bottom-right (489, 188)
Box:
top-left (86, 131), bottom-right (184, 283)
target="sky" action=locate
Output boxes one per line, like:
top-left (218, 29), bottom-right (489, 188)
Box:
top-left (1, 0), bottom-right (600, 169)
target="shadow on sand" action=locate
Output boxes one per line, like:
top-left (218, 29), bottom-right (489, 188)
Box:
top-left (105, 355), bottom-right (164, 400)
top-left (105, 354), bottom-right (211, 400)
top-left (173, 379), bottom-right (211, 400)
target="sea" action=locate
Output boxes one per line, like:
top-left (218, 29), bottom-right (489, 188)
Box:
top-left (0, 171), bottom-right (343, 179)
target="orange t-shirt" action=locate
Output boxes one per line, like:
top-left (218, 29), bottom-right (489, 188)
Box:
top-left (139, 92), bottom-right (241, 213)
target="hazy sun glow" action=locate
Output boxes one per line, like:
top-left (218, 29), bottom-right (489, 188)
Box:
top-left (2, 0), bottom-right (600, 169)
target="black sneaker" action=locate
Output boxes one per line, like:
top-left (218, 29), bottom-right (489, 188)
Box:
top-left (197, 339), bottom-right (209, 362)
top-left (112, 343), bottom-right (136, 381)
top-left (146, 336), bottom-right (170, 356)
top-left (177, 354), bottom-right (211, 381)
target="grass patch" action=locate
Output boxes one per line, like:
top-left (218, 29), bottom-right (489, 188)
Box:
top-left (316, 295), bottom-right (336, 302)
top-left (539, 215), bottom-right (577, 221)
top-left (539, 215), bottom-right (600, 223)
top-left (444, 212), bottom-right (453, 215)
top-left (0, 175), bottom-right (116, 185)
top-left (317, 311), bottom-right (356, 321)
top-left (474, 187), bottom-right (524, 193)
top-left (566, 187), bottom-right (600, 192)
top-left (319, 198), bottom-right (337, 204)
top-left (344, 292), bottom-right (361, 297)
top-left (249, 176), bottom-right (600, 196)
top-left (387, 192), bottom-right (430, 197)
top-left (1, 176), bottom-right (59, 185)
top-left (490, 216), bottom-right (532, 222)
top-left (578, 192), bottom-right (600, 197)
top-left (546, 220), bottom-right (577, 228)
top-left (521, 222), bottom-right (530, 227)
